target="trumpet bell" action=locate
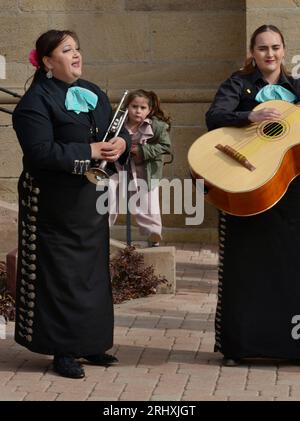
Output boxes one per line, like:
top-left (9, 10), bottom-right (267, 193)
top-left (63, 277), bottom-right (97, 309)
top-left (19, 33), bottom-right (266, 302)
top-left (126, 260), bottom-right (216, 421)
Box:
top-left (85, 167), bottom-right (109, 184)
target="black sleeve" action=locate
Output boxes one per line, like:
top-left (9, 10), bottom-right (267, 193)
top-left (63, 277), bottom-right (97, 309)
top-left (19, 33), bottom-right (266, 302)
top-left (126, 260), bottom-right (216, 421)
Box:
top-left (205, 75), bottom-right (252, 131)
top-left (13, 96), bottom-right (91, 173)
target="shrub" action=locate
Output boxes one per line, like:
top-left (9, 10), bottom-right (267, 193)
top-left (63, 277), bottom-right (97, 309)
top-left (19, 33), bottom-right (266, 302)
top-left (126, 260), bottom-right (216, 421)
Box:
top-left (0, 262), bottom-right (15, 321)
top-left (110, 246), bottom-right (168, 304)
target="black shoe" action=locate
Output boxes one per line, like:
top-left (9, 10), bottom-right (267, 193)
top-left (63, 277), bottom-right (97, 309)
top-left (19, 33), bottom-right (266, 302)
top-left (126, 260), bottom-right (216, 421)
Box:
top-left (53, 356), bottom-right (85, 379)
top-left (82, 353), bottom-right (119, 366)
top-left (222, 357), bottom-right (240, 367)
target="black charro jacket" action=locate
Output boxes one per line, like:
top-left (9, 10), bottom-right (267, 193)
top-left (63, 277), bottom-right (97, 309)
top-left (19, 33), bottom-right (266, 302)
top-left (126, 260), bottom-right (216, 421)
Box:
top-left (206, 68), bottom-right (300, 131)
top-left (13, 72), bottom-right (131, 182)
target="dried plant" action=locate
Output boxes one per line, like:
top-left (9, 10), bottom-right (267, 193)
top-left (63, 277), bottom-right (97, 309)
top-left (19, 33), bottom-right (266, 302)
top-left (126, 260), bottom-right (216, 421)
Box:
top-left (110, 246), bottom-right (168, 304)
top-left (0, 262), bottom-right (15, 321)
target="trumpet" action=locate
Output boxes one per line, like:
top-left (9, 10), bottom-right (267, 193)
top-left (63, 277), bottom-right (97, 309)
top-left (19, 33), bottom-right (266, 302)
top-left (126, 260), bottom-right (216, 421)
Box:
top-left (85, 90), bottom-right (129, 184)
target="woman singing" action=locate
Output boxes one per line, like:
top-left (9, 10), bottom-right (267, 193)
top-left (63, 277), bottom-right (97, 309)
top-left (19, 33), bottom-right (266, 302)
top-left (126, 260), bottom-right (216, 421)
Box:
top-left (13, 29), bottom-right (131, 378)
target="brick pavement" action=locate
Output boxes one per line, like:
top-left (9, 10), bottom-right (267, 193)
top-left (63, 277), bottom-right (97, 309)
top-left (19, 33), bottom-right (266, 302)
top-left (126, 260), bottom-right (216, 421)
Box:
top-left (0, 243), bottom-right (299, 401)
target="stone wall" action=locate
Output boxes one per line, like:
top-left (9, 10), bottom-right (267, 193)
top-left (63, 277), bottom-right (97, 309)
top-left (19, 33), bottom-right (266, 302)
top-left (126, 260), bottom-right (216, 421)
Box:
top-left (0, 0), bottom-right (247, 254)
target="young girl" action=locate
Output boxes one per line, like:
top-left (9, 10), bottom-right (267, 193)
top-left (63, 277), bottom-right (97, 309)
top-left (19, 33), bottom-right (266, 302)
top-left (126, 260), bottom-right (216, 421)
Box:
top-left (109, 89), bottom-right (171, 246)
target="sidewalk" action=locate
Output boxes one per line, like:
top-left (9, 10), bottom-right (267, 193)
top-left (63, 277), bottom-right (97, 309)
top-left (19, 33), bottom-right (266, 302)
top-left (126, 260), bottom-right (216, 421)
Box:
top-left (0, 243), bottom-right (299, 401)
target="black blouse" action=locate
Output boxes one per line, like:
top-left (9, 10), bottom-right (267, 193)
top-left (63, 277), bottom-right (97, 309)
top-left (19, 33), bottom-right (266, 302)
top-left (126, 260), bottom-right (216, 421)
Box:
top-left (205, 69), bottom-right (300, 131)
top-left (13, 72), bottom-right (131, 180)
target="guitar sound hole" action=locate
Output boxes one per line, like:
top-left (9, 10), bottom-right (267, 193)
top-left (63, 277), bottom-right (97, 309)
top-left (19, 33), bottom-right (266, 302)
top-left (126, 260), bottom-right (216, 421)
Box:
top-left (262, 122), bottom-right (284, 138)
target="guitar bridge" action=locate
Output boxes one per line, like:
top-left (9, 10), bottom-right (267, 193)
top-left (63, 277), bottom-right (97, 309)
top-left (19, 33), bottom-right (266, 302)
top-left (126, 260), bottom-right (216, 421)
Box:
top-left (215, 144), bottom-right (256, 172)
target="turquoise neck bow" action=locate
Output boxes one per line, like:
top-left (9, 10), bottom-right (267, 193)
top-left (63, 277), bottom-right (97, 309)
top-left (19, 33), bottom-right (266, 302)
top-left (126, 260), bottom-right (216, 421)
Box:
top-left (255, 84), bottom-right (297, 103)
top-left (65, 86), bottom-right (98, 114)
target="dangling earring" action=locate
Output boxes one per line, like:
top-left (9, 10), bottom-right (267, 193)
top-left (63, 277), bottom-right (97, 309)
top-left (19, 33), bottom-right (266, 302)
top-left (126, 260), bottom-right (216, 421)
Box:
top-left (46, 69), bottom-right (53, 79)
top-left (252, 58), bottom-right (256, 67)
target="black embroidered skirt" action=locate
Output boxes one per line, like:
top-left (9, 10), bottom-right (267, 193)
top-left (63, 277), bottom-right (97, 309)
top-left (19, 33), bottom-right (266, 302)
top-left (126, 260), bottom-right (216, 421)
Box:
top-left (215, 176), bottom-right (300, 360)
top-left (15, 170), bottom-right (113, 357)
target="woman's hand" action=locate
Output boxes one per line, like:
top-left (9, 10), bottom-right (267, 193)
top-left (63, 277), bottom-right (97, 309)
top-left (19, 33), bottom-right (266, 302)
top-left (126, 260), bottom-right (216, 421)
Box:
top-left (90, 137), bottom-right (126, 161)
top-left (248, 108), bottom-right (281, 123)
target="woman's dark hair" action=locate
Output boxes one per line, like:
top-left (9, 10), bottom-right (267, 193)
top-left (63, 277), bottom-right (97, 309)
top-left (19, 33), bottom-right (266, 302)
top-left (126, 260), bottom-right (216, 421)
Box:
top-left (125, 89), bottom-right (171, 129)
top-left (239, 24), bottom-right (288, 75)
top-left (27, 29), bottom-right (79, 88)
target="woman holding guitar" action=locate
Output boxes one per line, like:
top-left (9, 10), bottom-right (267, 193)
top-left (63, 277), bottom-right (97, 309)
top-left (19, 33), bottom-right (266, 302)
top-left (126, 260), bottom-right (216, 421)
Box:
top-left (206, 25), bottom-right (300, 366)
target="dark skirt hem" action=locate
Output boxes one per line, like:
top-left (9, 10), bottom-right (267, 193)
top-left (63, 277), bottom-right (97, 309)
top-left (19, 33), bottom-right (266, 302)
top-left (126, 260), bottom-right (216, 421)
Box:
top-left (15, 336), bottom-right (114, 358)
top-left (215, 346), bottom-right (300, 361)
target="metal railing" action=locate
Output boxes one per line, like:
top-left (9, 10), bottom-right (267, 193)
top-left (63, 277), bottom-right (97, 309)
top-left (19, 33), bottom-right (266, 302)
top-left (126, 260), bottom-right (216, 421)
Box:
top-left (0, 86), bottom-right (22, 115)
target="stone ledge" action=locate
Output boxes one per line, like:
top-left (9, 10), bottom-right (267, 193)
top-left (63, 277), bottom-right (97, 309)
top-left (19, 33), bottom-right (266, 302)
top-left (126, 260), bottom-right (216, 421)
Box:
top-left (125, 0), bottom-right (245, 11)
top-left (0, 88), bottom-right (218, 105)
top-left (110, 225), bottom-right (218, 245)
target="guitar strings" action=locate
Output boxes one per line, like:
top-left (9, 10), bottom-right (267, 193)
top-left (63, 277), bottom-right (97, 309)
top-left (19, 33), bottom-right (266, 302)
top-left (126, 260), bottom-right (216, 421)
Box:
top-left (234, 104), bottom-right (295, 149)
top-left (200, 103), bottom-right (300, 178)
top-left (231, 103), bottom-right (298, 154)
top-left (243, 107), bottom-right (300, 158)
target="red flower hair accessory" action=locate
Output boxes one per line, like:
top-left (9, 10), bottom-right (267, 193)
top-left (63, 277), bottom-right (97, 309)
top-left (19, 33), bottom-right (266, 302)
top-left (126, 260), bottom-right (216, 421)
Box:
top-left (29, 49), bottom-right (39, 69)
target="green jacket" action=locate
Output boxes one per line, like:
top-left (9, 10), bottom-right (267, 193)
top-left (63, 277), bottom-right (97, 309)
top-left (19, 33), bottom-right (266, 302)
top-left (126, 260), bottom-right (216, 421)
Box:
top-left (137, 116), bottom-right (171, 190)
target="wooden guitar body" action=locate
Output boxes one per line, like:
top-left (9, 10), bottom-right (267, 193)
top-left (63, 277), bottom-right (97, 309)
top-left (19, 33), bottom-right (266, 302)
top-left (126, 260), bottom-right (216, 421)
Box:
top-left (188, 100), bottom-right (300, 216)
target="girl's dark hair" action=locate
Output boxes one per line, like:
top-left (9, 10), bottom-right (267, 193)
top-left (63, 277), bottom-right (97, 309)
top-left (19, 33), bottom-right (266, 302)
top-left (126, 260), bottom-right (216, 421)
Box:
top-left (27, 29), bottom-right (79, 88)
top-left (239, 24), bottom-right (288, 75)
top-left (125, 89), bottom-right (171, 129)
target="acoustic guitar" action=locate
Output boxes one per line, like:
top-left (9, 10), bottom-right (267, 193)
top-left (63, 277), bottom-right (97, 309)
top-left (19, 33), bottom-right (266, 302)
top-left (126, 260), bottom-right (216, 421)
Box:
top-left (188, 100), bottom-right (300, 216)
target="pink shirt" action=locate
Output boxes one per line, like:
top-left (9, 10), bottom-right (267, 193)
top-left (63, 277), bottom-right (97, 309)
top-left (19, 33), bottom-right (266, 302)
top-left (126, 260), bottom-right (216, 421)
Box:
top-left (125, 118), bottom-right (154, 146)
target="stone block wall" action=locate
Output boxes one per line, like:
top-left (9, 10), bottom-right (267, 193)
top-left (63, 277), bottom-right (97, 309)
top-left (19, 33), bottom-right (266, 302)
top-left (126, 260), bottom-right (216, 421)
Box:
top-left (0, 0), bottom-right (247, 253)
